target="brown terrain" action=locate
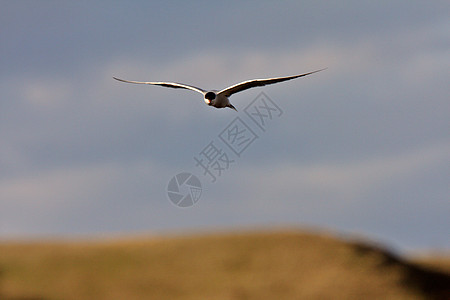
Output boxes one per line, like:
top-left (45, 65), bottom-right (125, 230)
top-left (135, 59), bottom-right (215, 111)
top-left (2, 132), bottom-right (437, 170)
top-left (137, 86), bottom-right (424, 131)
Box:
top-left (0, 230), bottom-right (449, 299)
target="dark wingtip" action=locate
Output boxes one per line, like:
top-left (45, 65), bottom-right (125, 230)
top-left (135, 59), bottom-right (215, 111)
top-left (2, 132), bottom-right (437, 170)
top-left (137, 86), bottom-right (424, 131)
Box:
top-left (312, 67), bottom-right (328, 74)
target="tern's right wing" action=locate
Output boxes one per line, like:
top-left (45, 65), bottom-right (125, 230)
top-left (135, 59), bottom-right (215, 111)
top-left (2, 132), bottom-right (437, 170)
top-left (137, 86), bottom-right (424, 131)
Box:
top-left (113, 77), bottom-right (206, 95)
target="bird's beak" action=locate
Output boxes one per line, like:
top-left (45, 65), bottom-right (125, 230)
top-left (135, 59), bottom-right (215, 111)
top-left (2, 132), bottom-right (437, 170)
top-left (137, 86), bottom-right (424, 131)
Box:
top-left (204, 99), bottom-right (211, 105)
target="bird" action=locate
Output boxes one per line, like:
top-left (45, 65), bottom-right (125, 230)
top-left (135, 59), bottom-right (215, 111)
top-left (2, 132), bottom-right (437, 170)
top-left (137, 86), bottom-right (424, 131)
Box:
top-left (113, 68), bottom-right (326, 111)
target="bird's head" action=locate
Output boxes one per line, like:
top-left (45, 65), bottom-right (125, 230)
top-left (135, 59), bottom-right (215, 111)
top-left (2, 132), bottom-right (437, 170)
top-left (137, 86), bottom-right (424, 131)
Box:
top-left (204, 91), bottom-right (216, 105)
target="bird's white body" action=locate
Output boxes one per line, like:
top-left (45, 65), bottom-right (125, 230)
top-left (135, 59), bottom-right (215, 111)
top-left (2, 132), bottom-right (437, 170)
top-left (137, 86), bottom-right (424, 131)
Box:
top-left (203, 91), bottom-right (234, 109)
top-left (113, 68), bottom-right (325, 111)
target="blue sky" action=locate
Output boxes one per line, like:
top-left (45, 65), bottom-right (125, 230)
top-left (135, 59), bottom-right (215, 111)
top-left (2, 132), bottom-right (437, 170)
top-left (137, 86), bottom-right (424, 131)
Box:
top-left (1, 1), bottom-right (449, 253)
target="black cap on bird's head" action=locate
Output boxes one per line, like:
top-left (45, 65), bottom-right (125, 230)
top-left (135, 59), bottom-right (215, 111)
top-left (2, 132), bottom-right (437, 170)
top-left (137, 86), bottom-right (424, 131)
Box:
top-left (204, 91), bottom-right (216, 105)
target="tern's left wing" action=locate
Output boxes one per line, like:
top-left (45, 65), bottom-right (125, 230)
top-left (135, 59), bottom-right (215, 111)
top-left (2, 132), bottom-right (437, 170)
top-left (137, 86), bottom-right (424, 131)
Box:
top-left (218, 68), bottom-right (326, 97)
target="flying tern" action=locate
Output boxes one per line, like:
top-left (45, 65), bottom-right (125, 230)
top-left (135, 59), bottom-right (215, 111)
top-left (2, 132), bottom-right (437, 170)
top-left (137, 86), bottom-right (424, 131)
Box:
top-left (113, 68), bottom-right (325, 111)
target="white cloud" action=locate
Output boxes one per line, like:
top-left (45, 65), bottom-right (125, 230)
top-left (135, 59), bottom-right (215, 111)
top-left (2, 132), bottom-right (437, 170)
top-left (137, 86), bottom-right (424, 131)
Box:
top-left (0, 163), bottom-right (117, 206)
top-left (21, 78), bottom-right (72, 107)
top-left (105, 24), bottom-right (448, 107)
top-left (0, 159), bottom-right (165, 207)
top-left (236, 141), bottom-right (450, 205)
top-left (0, 159), bottom-right (173, 237)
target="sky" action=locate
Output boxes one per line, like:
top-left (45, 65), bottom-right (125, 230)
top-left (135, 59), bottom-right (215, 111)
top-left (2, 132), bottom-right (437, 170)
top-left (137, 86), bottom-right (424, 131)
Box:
top-left (1, 1), bottom-right (449, 253)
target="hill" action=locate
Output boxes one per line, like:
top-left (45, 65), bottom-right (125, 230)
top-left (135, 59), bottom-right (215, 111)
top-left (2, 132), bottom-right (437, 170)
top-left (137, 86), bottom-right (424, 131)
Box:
top-left (0, 230), bottom-right (449, 299)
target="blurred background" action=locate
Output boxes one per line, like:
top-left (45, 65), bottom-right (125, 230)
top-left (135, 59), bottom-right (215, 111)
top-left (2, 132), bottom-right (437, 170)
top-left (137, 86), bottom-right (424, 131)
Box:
top-left (1, 1), bottom-right (450, 299)
top-left (1, 1), bottom-right (449, 253)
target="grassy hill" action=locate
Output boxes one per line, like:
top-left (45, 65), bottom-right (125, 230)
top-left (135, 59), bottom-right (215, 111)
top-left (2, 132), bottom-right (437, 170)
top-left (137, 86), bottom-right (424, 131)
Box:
top-left (0, 230), bottom-right (449, 300)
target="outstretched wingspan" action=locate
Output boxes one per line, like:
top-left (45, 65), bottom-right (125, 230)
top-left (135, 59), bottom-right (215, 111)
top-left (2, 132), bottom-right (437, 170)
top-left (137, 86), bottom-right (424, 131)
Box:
top-left (113, 77), bottom-right (206, 95)
top-left (218, 68), bottom-right (326, 97)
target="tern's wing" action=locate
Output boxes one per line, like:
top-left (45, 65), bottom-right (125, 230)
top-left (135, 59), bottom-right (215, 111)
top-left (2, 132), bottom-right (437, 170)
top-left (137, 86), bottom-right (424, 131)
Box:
top-left (113, 77), bottom-right (206, 95)
top-left (218, 68), bottom-right (326, 97)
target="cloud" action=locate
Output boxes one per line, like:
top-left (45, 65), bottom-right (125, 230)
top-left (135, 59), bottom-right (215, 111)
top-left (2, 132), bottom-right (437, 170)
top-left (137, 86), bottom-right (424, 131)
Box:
top-left (1, 164), bottom-right (111, 205)
top-left (104, 17), bottom-right (448, 104)
top-left (234, 141), bottom-right (450, 205)
top-left (21, 79), bottom-right (72, 107)
top-left (0, 159), bottom-right (171, 237)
